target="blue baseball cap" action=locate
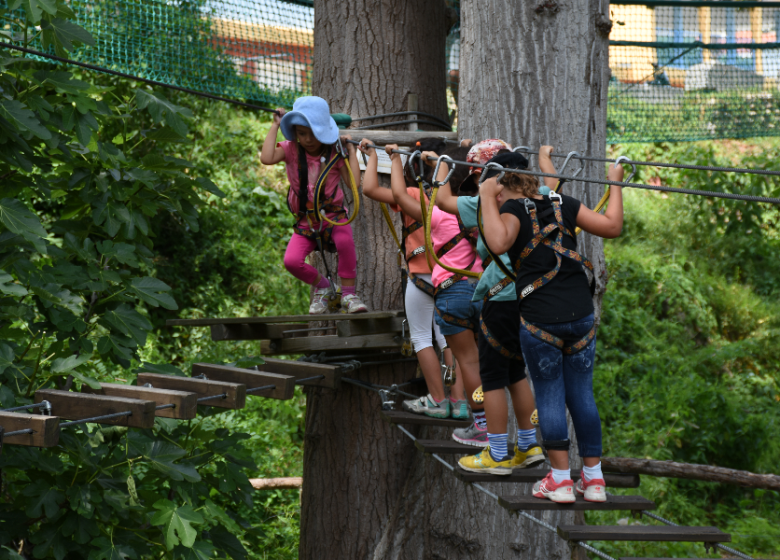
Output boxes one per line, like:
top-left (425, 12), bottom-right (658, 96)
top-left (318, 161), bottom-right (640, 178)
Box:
top-left (280, 96), bottom-right (340, 145)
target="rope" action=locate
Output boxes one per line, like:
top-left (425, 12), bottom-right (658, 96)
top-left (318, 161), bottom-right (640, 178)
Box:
top-left (0, 42), bottom-right (279, 115)
top-left (0, 402), bottom-right (50, 413)
top-left (60, 410), bottom-right (133, 428)
top-left (347, 141), bottom-right (780, 205)
top-left (313, 149), bottom-right (361, 227)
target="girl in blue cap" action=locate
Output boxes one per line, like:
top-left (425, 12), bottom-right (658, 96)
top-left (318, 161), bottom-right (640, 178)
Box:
top-left (260, 96), bottom-right (367, 314)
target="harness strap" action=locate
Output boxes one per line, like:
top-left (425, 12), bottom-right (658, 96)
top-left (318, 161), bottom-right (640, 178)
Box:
top-left (477, 198), bottom-right (516, 281)
top-left (521, 316), bottom-right (596, 355)
top-left (479, 319), bottom-right (523, 362)
top-left (295, 143), bottom-right (331, 216)
top-left (408, 273), bottom-right (435, 297)
top-left (434, 303), bottom-right (476, 332)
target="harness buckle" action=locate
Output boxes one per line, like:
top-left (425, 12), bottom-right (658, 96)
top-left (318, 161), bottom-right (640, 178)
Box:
top-left (547, 191), bottom-right (563, 205)
top-left (409, 246), bottom-right (426, 257)
top-left (439, 277), bottom-right (454, 290)
top-left (523, 198), bottom-right (537, 214)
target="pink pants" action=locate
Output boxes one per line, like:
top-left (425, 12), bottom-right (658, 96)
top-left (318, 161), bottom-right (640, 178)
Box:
top-left (283, 225), bottom-right (357, 285)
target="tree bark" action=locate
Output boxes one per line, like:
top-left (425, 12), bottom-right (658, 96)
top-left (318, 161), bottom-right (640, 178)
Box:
top-left (603, 457), bottom-right (780, 491)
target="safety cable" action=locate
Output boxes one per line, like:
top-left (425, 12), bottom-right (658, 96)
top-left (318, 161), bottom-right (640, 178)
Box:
top-left (60, 410), bottom-right (133, 428)
top-left (0, 402), bottom-right (50, 413)
top-left (0, 42), bottom-right (279, 115)
top-left (350, 141), bottom-right (780, 205)
top-left (155, 404), bottom-right (176, 411)
top-left (294, 375), bottom-right (325, 384)
top-left (340, 377), bottom-right (419, 400)
top-left (1, 429), bottom-right (34, 437)
top-left (197, 393), bottom-right (227, 403)
top-left (246, 384), bottom-right (277, 394)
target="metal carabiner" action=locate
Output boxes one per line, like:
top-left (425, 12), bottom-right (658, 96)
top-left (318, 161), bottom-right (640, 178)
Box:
top-left (335, 137), bottom-right (347, 159)
top-left (559, 151), bottom-right (585, 179)
top-left (614, 155), bottom-right (637, 182)
top-left (432, 154), bottom-right (455, 187)
top-left (400, 319), bottom-right (413, 357)
top-left (479, 162), bottom-right (505, 185)
top-left (406, 150), bottom-right (424, 182)
top-left (513, 146), bottom-right (531, 154)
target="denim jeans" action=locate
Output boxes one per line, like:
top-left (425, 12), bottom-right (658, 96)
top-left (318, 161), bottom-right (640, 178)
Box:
top-left (519, 313), bottom-right (602, 457)
top-left (433, 280), bottom-right (482, 336)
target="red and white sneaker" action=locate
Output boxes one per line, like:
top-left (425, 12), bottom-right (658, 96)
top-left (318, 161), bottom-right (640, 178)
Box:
top-left (575, 477), bottom-right (607, 502)
top-left (532, 472), bottom-right (576, 503)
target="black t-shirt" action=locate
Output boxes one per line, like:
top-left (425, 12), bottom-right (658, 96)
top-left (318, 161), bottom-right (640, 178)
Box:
top-left (500, 195), bottom-right (594, 323)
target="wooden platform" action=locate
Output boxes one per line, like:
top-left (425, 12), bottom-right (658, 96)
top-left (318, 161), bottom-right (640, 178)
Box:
top-left (415, 439), bottom-right (476, 455)
top-left (382, 410), bottom-right (472, 428)
top-left (261, 333), bottom-right (401, 355)
top-left (167, 310), bottom-right (404, 327)
top-left (499, 494), bottom-right (655, 512)
top-left (557, 525), bottom-right (730, 543)
top-left (453, 466), bottom-right (641, 489)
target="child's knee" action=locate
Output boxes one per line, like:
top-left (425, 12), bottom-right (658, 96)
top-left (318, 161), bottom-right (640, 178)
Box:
top-left (283, 253), bottom-right (304, 274)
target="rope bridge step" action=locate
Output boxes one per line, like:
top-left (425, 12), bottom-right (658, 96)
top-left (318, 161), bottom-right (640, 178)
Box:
top-left (0, 412), bottom-right (59, 447)
top-left (499, 494), bottom-right (655, 512)
top-left (191, 363), bottom-right (294, 400)
top-left (414, 439), bottom-right (475, 455)
top-left (261, 333), bottom-right (401, 356)
top-left (83, 383), bottom-right (198, 420)
top-left (381, 410), bottom-right (472, 429)
top-left (454, 466), bottom-right (641, 489)
top-left (557, 525), bottom-right (730, 543)
top-left (254, 358), bottom-right (343, 389)
top-left (35, 389), bottom-right (156, 429)
top-left (136, 373), bottom-right (246, 409)
top-left (166, 310), bottom-right (404, 327)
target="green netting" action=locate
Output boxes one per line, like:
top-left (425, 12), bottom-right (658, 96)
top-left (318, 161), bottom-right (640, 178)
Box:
top-left (5, 0), bottom-right (780, 142)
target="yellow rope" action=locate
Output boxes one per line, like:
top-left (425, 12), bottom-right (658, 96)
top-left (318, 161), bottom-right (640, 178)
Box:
top-left (574, 187), bottom-right (611, 235)
top-left (314, 153), bottom-right (361, 226)
top-left (379, 201), bottom-right (402, 252)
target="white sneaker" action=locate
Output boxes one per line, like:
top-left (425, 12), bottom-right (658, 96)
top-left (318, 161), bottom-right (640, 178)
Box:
top-left (341, 293), bottom-right (368, 313)
top-left (309, 287), bottom-right (332, 314)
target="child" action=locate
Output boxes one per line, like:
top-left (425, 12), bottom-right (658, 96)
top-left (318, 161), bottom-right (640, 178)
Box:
top-left (259, 96), bottom-right (368, 314)
top-left (358, 139), bottom-right (456, 417)
top-left (388, 143), bottom-right (484, 422)
top-left (427, 140), bottom-right (547, 472)
top-left (479, 145), bottom-right (624, 502)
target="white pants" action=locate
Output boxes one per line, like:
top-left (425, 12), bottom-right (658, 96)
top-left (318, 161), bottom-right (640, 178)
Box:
top-left (405, 274), bottom-right (447, 353)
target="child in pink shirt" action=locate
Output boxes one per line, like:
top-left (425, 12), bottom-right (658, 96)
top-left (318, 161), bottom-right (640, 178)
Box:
top-left (260, 96), bottom-right (367, 314)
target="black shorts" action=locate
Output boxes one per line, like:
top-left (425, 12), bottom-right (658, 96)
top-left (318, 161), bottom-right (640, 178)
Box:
top-left (477, 299), bottom-right (526, 392)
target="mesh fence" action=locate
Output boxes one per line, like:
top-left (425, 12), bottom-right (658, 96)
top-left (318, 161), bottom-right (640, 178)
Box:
top-left (4, 0), bottom-right (780, 142)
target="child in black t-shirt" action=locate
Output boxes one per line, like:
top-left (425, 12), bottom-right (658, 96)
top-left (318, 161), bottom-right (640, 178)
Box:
top-left (479, 146), bottom-right (624, 504)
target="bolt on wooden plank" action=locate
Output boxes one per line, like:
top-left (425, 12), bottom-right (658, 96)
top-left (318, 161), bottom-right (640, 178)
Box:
top-left (35, 389), bottom-right (156, 429)
top-left (136, 373), bottom-right (246, 410)
top-left (83, 383), bottom-right (198, 419)
top-left (0, 412), bottom-right (60, 447)
top-left (191, 363), bottom-right (295, 400)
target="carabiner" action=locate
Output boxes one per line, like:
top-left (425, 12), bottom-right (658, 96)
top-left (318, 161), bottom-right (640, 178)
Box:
top-left (559, 151), bottom-right (584, 179)
top-left (335, 137), bottom-right (347, 159)
top-left (513, 146), bottom-right (531, 154)
top-left (432, 154), bottom-right (456, 187)
top-left (614, 155), bottom-right (637, 182)
top-left (406, 150), bottom-right (425, 182)
top-left (479, 161), bottom-right (505, 185)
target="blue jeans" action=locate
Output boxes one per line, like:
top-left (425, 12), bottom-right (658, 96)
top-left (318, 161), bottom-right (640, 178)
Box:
top-left (519, 313), bottom-right (602, 457)
top-left (434, 280), bottom-right (482, 336)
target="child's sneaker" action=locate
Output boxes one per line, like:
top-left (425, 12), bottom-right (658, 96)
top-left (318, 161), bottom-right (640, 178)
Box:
top-left (309, 287), bottom-right (332, 314)
top-left (532, 472), bottom-right (576, 503)
top-left (452, 421), bottom-right (488, 448)
top-left (450, 399), bottom-right (470, 420)
top-left (459, 446), bottom-right (512, 475)
top-left (341, 293), bottom-right (368, 313)
top-left (510, 443), bottom-right (546, 470)
top-left (402, 394), bottom-right (450, 418)
top-left (575, 477), bottom-right (607, 503)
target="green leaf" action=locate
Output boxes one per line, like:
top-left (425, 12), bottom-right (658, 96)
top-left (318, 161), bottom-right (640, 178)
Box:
top-left (0, 198), bottom-right (48, 254)
top-left (102, 304), bottom-right (151, 346)
top-left (209, 525), bottom-right (248, 560)
top-left (22, 480), bottom-right (64, 519)
top-left (0, 100), bottom-right (52, 140)
top-left (195, 177), bottom-right (226, 198)
top-left (40, 18), bottom-right (95, 51)
top-left (177, 542), bottom-right (215, 560)
top-left (145, 127), bottom-right (187, 143)
top-left (134, 362), bottom-right (185, 376)
top-left (51, 353), bottom-right (90, 373)
top-left (144, 442), bottom-right (200, 482)
top-left (233, 356), bottom-right (265, 368)
top-left (90, 537), bottom-right (133, 560)
top-left (33, 71), bottom-right (90, 94)
top-left (126, 475), bottom-right (139, 506)
top-left (20, 0), bottom-right (57, 23)
top-left (96, 240), bottom-right (138, 267)
top-left (70, 370), bottom-right (101, 390)
top-left (151, 500), bottom-right (203, 550)
top-left (0, 342), bottom-right (15, 375)
top-left (0, 270), bottom-right (27, 296)
top-left (129, 277), bottom-right (177, 310)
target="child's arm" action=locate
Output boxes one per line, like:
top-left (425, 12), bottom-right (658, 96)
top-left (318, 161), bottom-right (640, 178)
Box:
top-left (538, 145), bottom-right (560, 191)
top-left (388, 144), bottom-right (423, 221)
top-left (358, 139), bottom-right (394, 204)
top-left (575, 164), bottom-right (624, 239)
top-left (338, 134), bottom-right (361, 187)
top-left (259, 108), bottom-right (286, 165)
top-left (478, 177), bottom-right (521, 254)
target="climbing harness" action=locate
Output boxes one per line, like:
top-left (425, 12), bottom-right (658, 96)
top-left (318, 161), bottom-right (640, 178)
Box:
top-left (305, 214), bottom-right (342, 312)
top-left (313, 137), bottom-right (361, 227)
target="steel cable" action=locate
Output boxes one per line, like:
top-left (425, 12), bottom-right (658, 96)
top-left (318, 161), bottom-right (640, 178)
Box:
top-left (0, 402), bottom-right (50, 413)
top-left (60, 410), bottom-right (132, 428)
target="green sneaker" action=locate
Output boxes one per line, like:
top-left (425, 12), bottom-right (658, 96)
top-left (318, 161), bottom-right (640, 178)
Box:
top-left (450, 399), bottom-right (470, 420)
top-left (402, 394), bottom-right (450, 418)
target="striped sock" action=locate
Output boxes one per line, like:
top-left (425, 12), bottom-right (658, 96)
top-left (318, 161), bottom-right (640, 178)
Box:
top-left (473, 409), bottom-right (486, 429)
top-left (487, 433), bottom-right (508, 461)
top-left (517, 428), bottom-right (538, 451)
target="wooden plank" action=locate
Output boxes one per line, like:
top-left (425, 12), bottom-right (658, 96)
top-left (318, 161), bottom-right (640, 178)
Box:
top-left (556, 525), bottom-right (730, 543)
top-left (254, 358), bottom-right (342, 389)
top-left (167, 310), bottom-right (405, 327)
top-left (0, 412), bottom-right (59, 447)
top-left (498, 494), bottom-right (655, 512)
top-left (83, 383), bottom-right (197, 420)
top-left (382, 410), bottom-right (472, 428)
top-left (35, 389), bottom-right (156, 429)
top-left (136, 374), bottom-right (245, 410)
top-left (336, 316), bottom-right (404, 337)
top-left (211, 323), bottom-right (297, 341)
top-left (191, 363), bottom-right (295, 400)
top-left (415, 439), bottom-right (476, 455)
top-left (454, 467), bottom-right (640, 489)
top-left (350, 130), bottom-right (457, 145)
top-left (261, 333), bottom-right (401, 355)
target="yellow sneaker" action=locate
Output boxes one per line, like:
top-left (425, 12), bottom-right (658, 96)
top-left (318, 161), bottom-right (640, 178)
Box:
top-left (458, 446), bottom-right (512, 475)
top-left (510, 444), bottom-right (546, 470)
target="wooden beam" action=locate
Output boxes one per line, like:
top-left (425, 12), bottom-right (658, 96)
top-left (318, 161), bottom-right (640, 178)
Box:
top-left (347, 130), bottom-right (457, 146)
top-left (382, 410), bottom-right (471, 428)
top-left (210, 323), bottom-right (319, 341)
top-left (556, 525), bottom-right (730, 543)
top-left (255, 358), bottom-right (342, 389)
top-left (83, 383), bottom-right (198, 420)
top-left (453, 467), bottom-right (640, 489)
top-left (261, 333), bottom-right (401, 355)
top-left (498, 495), bottom-right (654, 512)
top-left (336, 316), bottom-right (404, 337)
top-left (167, 310), bottom-right (404, 327)
top-left (250, 477), bottom-right (302, 490)
top-left (0, 412), bottom-right (59, 447)
top-left (35, 389), bottom-right (156, 429)
top-left (414, 439), bottom-right (474, 455)
top-left (191, 363), bottom-right (295, 400)
top-left (136, 373), bottom-right (245, 410)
